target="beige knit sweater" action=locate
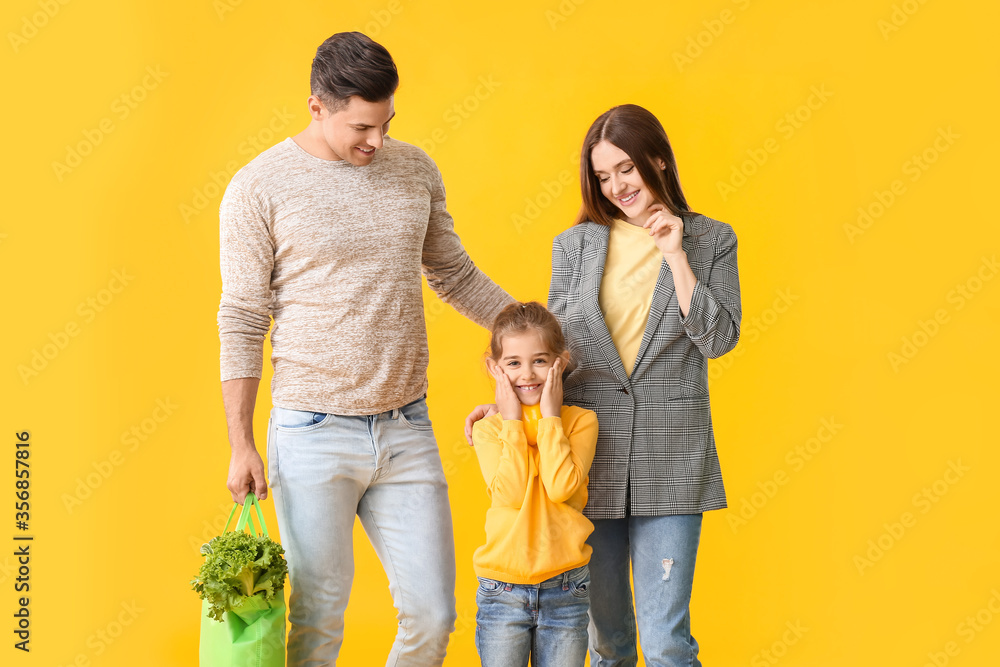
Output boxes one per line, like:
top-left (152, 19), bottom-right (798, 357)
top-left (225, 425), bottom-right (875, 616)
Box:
top-left (218, 136), bottom-right (513, 415)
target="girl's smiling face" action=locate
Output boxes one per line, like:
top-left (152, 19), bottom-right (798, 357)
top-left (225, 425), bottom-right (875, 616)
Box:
top-left (493, 329), bottom-right (559, 406)
top-left (590, 139), bottom-right (659, 227)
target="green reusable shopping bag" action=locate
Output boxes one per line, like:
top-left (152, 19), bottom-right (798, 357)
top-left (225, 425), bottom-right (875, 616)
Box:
top-left (197, 493), bottom-right (287, 667)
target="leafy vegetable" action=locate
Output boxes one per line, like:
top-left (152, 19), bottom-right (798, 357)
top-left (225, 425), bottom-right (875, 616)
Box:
top-left (191, 531), bottom-right (288, 622)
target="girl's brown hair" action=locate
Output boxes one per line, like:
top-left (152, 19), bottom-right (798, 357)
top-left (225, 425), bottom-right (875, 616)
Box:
top-left (575, 104), bottom-right (699, 227)
top-left (488, 301), bottom-right (567, 361)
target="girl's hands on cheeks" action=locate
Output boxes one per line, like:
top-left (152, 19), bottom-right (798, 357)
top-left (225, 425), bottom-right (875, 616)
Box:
top-left (489, 362), bottom-right (522, 421)
top-left (540, 357), bottom-right (564, 418)
top-left (643, 203), bottom-right (685, 258)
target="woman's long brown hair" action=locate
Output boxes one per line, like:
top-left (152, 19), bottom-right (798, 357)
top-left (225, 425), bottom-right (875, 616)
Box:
top-left (575, 104), bottom-right (698, 227)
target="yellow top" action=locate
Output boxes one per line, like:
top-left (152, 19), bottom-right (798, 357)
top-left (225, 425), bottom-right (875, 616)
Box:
top-left (521, 402), bottom-right (542, 445)
top-left (598, 217), bottom-right (663, 376)
top-left (471, 405), bottom-right (598, 584)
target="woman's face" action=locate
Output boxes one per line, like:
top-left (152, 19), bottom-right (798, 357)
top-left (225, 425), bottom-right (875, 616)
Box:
top-left (590, 140), bottom-right (657, 227)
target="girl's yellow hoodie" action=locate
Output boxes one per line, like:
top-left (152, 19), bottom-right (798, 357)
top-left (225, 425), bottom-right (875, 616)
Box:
top-left (471, 405), bottom-right (598, 584)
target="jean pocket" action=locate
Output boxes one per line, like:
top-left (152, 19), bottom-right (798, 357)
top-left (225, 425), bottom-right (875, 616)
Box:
top-left (397, 398), bottom-right (434, 431)
top-left (569, 571), bottom-right (590, 599)
top-left (273, 407), bottom-right (329, 432)
top-left (477, 577), bottom-right (505, 597)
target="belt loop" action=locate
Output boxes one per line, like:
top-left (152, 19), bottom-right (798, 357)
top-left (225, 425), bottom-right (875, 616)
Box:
top-left (504, 583), bottom-right (513, 591)
top-left (390, 408), bottom-right (399, 419)
top-left (562, 571), bottom-right (570, 591)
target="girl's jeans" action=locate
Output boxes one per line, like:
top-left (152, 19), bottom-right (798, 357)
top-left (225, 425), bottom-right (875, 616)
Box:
top-left (475, 565), bottom-right (591, 667)
top-left (267, 398), bottom-right (457, 667)
top-left (587, 514), bottom-right (703, 667)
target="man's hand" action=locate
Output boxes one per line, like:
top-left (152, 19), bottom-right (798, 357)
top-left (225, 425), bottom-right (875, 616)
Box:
top-left (228, 446), bottom-right (268, 503)
top-left (222, 377), bottom-right (266, 502)
top-left (465, 403), bottom-right (499, 445)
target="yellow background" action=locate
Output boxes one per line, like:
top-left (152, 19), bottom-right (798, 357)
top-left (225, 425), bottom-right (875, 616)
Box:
top-left (3, 0), bottom-right (999, 665)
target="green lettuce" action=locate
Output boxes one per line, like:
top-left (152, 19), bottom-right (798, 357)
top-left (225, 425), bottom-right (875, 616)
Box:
top-left (191, 531), bottom-right (288, 622)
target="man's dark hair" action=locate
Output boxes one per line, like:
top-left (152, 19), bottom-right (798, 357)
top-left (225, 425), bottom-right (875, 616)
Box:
top-left (311, 32), bottom-right (398, 111)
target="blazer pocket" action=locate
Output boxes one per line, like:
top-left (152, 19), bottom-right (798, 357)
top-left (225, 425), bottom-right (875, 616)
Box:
top-left (655, 395), bottom-right (713, 450)
top-left (663, 394), bottom-right (711, 412)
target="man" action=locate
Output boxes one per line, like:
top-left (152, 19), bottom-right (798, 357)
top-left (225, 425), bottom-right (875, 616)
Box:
top-left (217, 32), bottom-right (512, 666)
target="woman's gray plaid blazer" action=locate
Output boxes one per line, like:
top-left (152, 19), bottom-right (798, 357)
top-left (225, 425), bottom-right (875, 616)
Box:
top-left (548, 214), bottom-right (742, 519)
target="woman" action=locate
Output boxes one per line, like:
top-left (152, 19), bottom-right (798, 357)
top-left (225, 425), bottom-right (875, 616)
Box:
top-left (550, 103), bottom-right (742, 666)
top-left (467, 103), bottom-right (740, 666)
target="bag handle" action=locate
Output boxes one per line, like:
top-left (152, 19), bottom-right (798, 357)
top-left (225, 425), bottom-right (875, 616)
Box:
top-left (223, 493), bottom-right (271, 538)
top-left (221, 502), bottom-right (241, 533)
top-left (236, 492), bottom-right (270, 537)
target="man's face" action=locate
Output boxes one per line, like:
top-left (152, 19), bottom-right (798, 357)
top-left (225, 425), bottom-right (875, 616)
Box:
top-left (315, 94), bottom-right (395, 166)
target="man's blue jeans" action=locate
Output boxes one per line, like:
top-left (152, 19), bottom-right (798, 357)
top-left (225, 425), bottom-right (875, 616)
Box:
top-left (266, 397), bottom-right (457, 667)
top-left (475, 565), bottom-right (591, 667)
top-left (587, 514), bottom-right (703, 667)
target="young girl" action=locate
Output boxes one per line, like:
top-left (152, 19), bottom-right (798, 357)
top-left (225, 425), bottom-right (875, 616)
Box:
top-left (470, 301), bottom-right (599, 667)
top-left (468, 105), bottom-right (741, 666)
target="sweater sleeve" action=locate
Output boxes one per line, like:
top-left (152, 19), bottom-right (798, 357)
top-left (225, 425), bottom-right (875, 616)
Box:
top-left (217, 183), bottom-right (274, 381)
top-left (535, 409), bottom-right (598, 504)
top-left (472, 416), bottom-right (531, 509)
top-left (421, 163), bottom-right (514, 329)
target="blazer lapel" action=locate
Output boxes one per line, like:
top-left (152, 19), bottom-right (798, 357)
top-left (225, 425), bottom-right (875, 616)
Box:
top-left (579, 224), bottom-right (631, 388)
top-left (632, 222), bottom-right (696, 377)
top-left (631, 259), bottom-right (675, 378)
